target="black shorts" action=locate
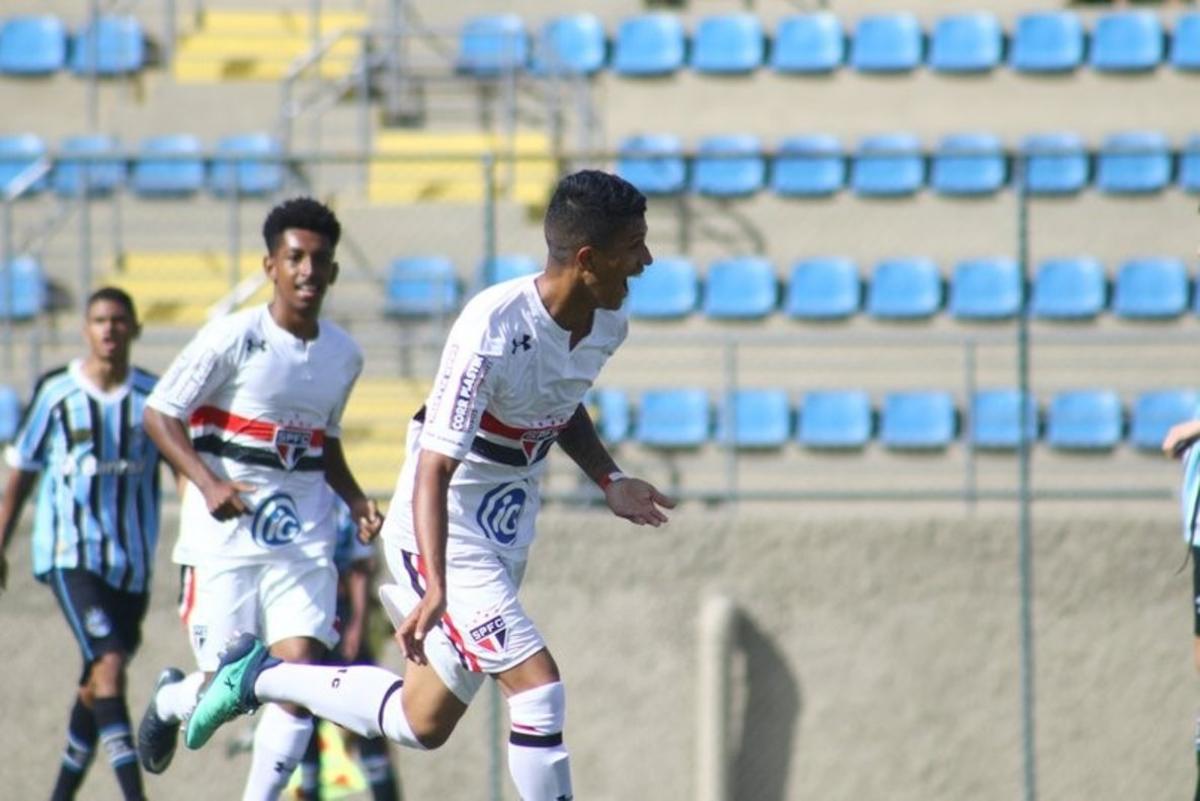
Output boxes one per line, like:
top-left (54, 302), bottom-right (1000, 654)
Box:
top-left (47, 568), bottom-right (149, 685)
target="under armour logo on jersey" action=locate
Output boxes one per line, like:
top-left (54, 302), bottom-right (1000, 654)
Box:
top-left (511, 333), bottom-right (532, 353)
top-left (245, 336), bottom-right (268, 355)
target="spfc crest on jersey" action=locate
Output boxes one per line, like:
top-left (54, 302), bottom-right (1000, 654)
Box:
top-left (519, 429), bottom-right (558, 463)
top-left (469, 615), bottom-right (509, 654)
top-left (274, 427), bottom-right (313, 470)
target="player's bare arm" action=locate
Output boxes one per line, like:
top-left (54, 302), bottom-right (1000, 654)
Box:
top-left (324, 436), bottom-right (383, 543)
top-left (0, 468), bottom-right (37, 592)
top-left (143, 406), bottom-right (253, 520)
top-left (1164, 419), bottom-right (1200, 458)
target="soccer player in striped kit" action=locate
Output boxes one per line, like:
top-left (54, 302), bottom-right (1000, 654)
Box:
top-left (0, 287), bottom-right (162, 801)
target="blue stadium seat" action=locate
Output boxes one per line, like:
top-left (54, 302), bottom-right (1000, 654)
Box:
top-left (1046, 389), bottom-right (1122, 450)
top-left (1021, 133), bottom-right (1089, 196)
top-left (771, 13), bottom-right (844, 74)
top-left (929, 13), bottom-right (1003, 74)
top-left (784, 257), bottom-right (860, 320)
top-left (798, 390), bottom-right (872, 449)
top-left (0, 385), bottom-right (19, 442)
top-left (534, 14), bottom-right (606, 76)
top-left (1090, 11), bottom-right (1164, 73)
top-left (70, 15), bottom-right (145, 75)
top-left (616, 134), bottom-right (686, 195)
top-left (635, 388), bottom-right (709, 448)
top-left (691, 14), bottom-right (764, 74)
top-left (457, 14), bottom-right (528, 75)
top-left (0, 15), bottom-right (67, 75)
top-left (881, 391), bottom-right (957, 450)
top-left (1180, 134), bottom-right (1200, 193)
top-left (613, 14), bottom-right (686, 76)
top-left (384, 256), bottom-right (460, 317)
top-left (851, 133), bottom-right (924, 197)
top-left (718, 389), bottom-right (792, 448)
top-left (970, 389), bottom-right (1038, 450)
top-left (771, 134), bottom-right (844, 197)
top-left (0, 134), bottom-right (48, 195)
top-left (210, 133), bottom-right (284, 197)
top-left (484, 254), bottom-right (539, 285)
top-left (0, 255), bottom-right (47, 319)
top-left (131, 134), bottom-right (204, 196)
top-left (1010, 12), bottom-right (1085, 73)
top-left (625, 256), bottom-right (698, 319)
top-left (1171, 13), bottom-right (1200, 70)
top-left (850, 13), bottom-right (923, 73)
top-left (949, 257), bottom-right (1022, 320)
top-left (1096, 131), bottom-right (1172, 195)
top-left (53, 134), bottom-right (124, 197)
top-left (691, 135), bottom-right (765, 197)
top-left (866, 257), bottom-right (942, 319)
top-left (1031, 257), bottom-right (1107, 320)
top-left (1130, 389), bottom-right (1199, 450)
top-left (703, 256), bottom-right (777, 319)
top-left (931, 133), bottom-right (1007, 196)
top-left (1112, 257), bottom-right (1188, 319)
top-left (590, 388), bottom-right (630, 445)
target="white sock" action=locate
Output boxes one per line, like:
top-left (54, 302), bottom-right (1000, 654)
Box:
top-left (241, 704), bottom-right (312, 801)
top-left (507, 682), bottom-right (573, 801)
top-left (254, 663), bottom-right (424, 749)
top-left (155, 671), bottom-right (205, 723)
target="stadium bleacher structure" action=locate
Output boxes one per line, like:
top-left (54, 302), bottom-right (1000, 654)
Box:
top-left (880, 390), bottom-right (957, 450)
top-left (634, 388), bottom-right (710, 448)
top-left (689, 13), bottom-right (764, 75)
top-left (68, 15), bottom-right (145, 76)
top-left (0, 15), bottom-right (67, 75)
top-left (625, 256), bottom-right (698, 319)
top-left (691, 134), bottom-right (765, 198)
top-left (1009, 11), bottom-right (1086, 74)
top-left (851, 133), bottom-right (925, 197)
top-left (770, 134), bottom-right (845, 197)
top-left (130, 134), bottom-right (205, 196)
top-left (866, 257), bottom-right (943, 320)
top-left (1045, 389), bottom-right (1124, 450)
top-left (612, 13), bottom-right (686, 77)
top-left (1089, 11), bottom-right (1164, 73)
top-left (1111, 257), bottom-right (1189, 319)
top-left (533, 13), bottom-right (605, 76)
top-left (384, 256), bottom-right (461, 318)
top-left (717, 389), bottom-right (792, 449)
top-left (928, 13), bottom-right (1003, 74)
top-left (53, 134), bottom-right (124, 197)
top-left (769, 13), bottom-right (844, 74)
top-left (784, 257), bottom-right (860, 320)
top-left (970, 389), bottom-right (1038, 450)
top-left (0, 133), bottom-right (48, 194)
top-left (0, 385), bottom-right (19, 442)
top-left (1030, 257), bottom-right (1107, 320)
top-left (209, 133), bottom-right (285, 197)
top-left (849, 13), bottom-right (924, 74)
top-left (702, 256), bottom-right (777, 320)
top-left (0, 255), bottom-right (47, 320)
top-left (456, 14), bottom-right (528, 76)
top-left (948, 257), bottom-right (1022, 321)
top-left (1130, 389), bottom-right (1199, 450)
top-left (1173, 12), bottom-right (1200, 70)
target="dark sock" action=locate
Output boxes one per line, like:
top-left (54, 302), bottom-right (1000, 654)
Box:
top-left (359, 736), bottom-right (402, 801)
top-left (49, 696), bottom-right (98, 801)
top-left (298, 720), bottom-right (322, 801)
top-left (92, 697), bottom-right (145, 801)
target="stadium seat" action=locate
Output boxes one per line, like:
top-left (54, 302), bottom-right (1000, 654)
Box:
top-left (1180, 134), bottom-right (1200, 193)
top-left (1096, 131), bottom-right (1172, 195)
top-left (851, 133), bottom-right (924, 197)
top-left (1046, 389), bottom-right (1122, 450)
top-left (1130, 389), bottom-right (1199, 450)
top-left (131, 134), bottom-right (205, 196)
top-left (590, 388), bottom-right (630, 445)
top-left (613, 14), bottom-right (686, 76)
top-left (866, 257), bottom-right (942, 319)
top-left (0, 385), bottom-right (19, 442)
top-left (770, 13), bottom-right (844, 74)
top-left (0, 255), bottom-right (47, 319)
top-left (931, 133), bottom-right (1007, 196)
top-left (625, 256), bottom-right (698, 319)
top-left (1031, 257), bottom-right (1107, 320)
top-left (0, 133), bottom-right (48, 195)
top-left (784, 257), bottom-right (860, 320)
top-left (210, 133), bottom-right (284, 197)
top-left (703, 256), bottom-right (777, 319)
top-left (691, 135), bottom-right (765, 197)
top-left (798, 390), bottom-right (872, 449)
top-left (929, 13), bottom-right (1003, 74)
top-left (534, 14), bottom-right (606, 75)
top-left (1021, 133), bottom-right (1089, 196)
top-left (691, 14), bottom-right (764, 74)
top-left (718, 389), bottom-right (792, 448)
top-left (635, 388), bottom-right (709, 448)
top-left (880, 391), bottom-right (957, 450)
top-left (53, 134), bottom-right (124, 197)
top-left (1171, 13), bottom-right (1200, 71)
top-left (0, 15), bottom-right (67, 75)
top-left (484, 254), bottom-right (539, 285)
top-left (970, 389), bottom-right (1038, 450)
top-left (457, 14), bottom-right (528, 76)
top-left (949, 257), bottom-right (1022, 320)
top-left (69, 15), bottom-right (145, 75)
top-left (1010, 11), bottom-right (1085, 73)
top-left (1090, 11), bottom-right (1164, 73)
top-left (850, 13), bottom-right (923, 73)
top-left (384, 256), bottom-right (460, 317)
top-left (616, 134), bottom-right (686, 195)
top-left (1111, 257), bottom-right (1189, 319)
top-left (771, 134), bottom-right (845, 197)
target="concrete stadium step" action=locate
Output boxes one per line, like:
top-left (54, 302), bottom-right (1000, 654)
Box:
top-left (106, 250), bottom-right (268, 325)
top-left (340, 376), bottom-right (428, 494)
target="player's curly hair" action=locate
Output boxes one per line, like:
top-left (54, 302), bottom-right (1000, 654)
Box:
top-left (262, 196), bottom-right (342, 253)
top-left (544, 170), bottom-right (647, 264)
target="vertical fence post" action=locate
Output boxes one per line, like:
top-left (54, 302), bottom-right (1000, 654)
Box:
top-left (79, 154), bottom-right (93, 311)
top-left (86, 0), bottom-right (99, 132)
top-left (1, 197), bottom-right (11, 375)
top-left (163, 0), bottom-right (177, 64)
top-left (228, 181), bottom-right (241, 296)
top-left (963, 338), bottom-right (977, 506)
top-left (723, 336), bottom-right (739, 502)
top-left (481, 153), bottom-right (497, 294)
top-left (359, 30), bottom-right (372, 187)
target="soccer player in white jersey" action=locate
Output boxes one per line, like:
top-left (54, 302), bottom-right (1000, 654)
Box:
top-left (133, 197), bottom-right (383, 801)
top-left (180, 170), bottom-right (674, 801)
top-left (0, 288), bottom-right (162, 801)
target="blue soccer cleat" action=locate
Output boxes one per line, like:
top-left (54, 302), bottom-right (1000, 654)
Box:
top-left (184, 633), bottom-right (279, 750)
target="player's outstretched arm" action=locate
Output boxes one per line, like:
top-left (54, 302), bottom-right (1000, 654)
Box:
top-left (324, 436), bottom-right (383, 543)
top-left (1163, 420), bottom-right (1200, 459)
top-left (0, 469), bottom-right (37, 593)
top-left (143, 407), bottom-right (253, 520)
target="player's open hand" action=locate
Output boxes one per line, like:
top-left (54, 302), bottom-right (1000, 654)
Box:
top-left (352, 497), bottom-right (384, 544)
top-left (395, 591), bottom-right (445, 666)
top-left (203, 480), bottom-right (256, 520)
top-left (1163, 420), bottom-right (1200, 459)
top-left (604, 477), bottom-right (676, 527)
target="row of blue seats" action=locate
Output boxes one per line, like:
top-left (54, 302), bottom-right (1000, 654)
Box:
top-left (385, 254), bottom-right (1200, 322)
top-left (617, 131), bottom-right (1200, 198)
top-left (457, 10), bottom-right (1200, 77)
top-left (591, 387), bottom-right (1197, 451)
top-left (0, 133), bottom-right (284, 198)
top-left (0, 15), bottom-right (145, 76)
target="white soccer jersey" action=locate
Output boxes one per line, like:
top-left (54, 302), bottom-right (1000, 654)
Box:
top-left (147, 304), bottom-right (363, 566)
top-left (382, 274), bottom-right (627, 554)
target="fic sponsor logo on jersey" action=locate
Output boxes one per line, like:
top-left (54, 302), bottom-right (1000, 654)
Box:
top-left (450, 355), bottom-right (493, 432)
top-left (251, 492), bottom-right (303, 548)
top-left (274, 427), bottom-right (314, 470)
top-left (476, 482), bottom-right (526, 545)
top-left (469, 614), bottom-right (509, 653)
